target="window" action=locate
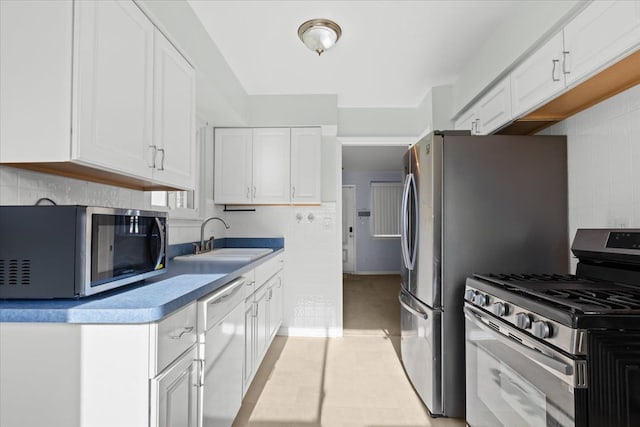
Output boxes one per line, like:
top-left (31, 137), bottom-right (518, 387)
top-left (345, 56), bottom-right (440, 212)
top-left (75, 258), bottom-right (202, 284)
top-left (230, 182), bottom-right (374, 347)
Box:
top-left (370, 182), bottom-right (403, 237)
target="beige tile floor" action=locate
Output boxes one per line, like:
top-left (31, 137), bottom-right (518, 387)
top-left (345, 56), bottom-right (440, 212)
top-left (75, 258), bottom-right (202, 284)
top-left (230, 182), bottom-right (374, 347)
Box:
top-left (232, 275), bottom-right (465, 427)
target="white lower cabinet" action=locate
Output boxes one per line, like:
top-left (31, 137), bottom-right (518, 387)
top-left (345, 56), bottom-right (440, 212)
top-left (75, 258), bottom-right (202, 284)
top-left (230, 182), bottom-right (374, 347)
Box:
top-left (151, 345), bottom-right (199, 427)
top-left (0, 260), bottom-right (285, 427)
top-left (242, 255), bottom-right (285, 396)
top-left (268, 275), bottom-right (284, 339)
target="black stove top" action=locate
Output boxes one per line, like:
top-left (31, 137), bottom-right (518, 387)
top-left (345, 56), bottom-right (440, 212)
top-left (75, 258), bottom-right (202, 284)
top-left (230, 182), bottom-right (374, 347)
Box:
top-left (477, 273), bottom-right (640, 313)
top-left (470, 273), bottom-right (640, 329)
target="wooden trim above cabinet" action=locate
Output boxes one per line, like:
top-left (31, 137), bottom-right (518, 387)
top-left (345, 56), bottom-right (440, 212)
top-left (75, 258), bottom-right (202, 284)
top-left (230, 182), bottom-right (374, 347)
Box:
top-left (4, 162), bottom-right (185, 191)
top-left (498, 49), bottom-right (640, 135)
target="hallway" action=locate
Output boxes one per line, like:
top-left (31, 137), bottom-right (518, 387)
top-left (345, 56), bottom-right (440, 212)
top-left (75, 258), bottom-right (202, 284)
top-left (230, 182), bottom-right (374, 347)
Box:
top-left (232, 274), bottom-right (465, 427)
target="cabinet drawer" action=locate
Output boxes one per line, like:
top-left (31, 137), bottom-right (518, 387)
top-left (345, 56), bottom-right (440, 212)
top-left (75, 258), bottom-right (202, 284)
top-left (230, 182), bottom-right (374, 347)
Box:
top-left (151, 302), bottom-right (197, 376)
top-left (254, 254), bottom-right (284, 289)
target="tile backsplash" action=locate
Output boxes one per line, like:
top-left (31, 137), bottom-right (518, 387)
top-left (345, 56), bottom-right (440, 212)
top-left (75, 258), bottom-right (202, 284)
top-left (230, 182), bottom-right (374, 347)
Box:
top-left (0, 166), bottom-right (149, 209)
top-left (541, 84), bottom-right (640, 270)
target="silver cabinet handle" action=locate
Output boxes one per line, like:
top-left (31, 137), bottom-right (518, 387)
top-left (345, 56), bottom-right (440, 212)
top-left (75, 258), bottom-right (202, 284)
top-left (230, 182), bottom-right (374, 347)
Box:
top-left (562, 50), bottom-right (570, 75)
top-left (292, 186), bottom-right (296, 199)
top-left (157, 148), bottom-right (166, 171)
top-left (246, 187), bottom-right (251, 199)
top-left (551, 59), bottom-right (560, 82)
top-left (398, 291), bottom-right (428, 320)
top-left (253, 186), bottom-right (257, 198)
top-left (169, 326), bottom-right (194, 339)
top-left (149, 145), bottom-right (157, 168)
top-left (473, 118), bottom-right (480, 134)
top-left (197, 359), bottom-right (205, 387)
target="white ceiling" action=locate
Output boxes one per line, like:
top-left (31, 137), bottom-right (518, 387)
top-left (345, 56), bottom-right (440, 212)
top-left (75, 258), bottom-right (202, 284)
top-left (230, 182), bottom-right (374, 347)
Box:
top-left (342, 145), bottom-right (407, 172)
top-left (187, 0), bottom-right (523, 108)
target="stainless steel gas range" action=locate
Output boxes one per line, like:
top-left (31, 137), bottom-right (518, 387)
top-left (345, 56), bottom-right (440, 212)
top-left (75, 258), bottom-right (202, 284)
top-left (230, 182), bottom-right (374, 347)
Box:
top-left (464, 229), bottom-right (640, 427)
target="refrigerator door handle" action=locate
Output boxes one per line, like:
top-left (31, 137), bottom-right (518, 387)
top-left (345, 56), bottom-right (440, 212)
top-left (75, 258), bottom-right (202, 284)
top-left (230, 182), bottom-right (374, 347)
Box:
top-left (400, 173), bottom-right (412, 269)
top-left (407, 173), bottom-right (418, 269)
top-left (399, 291), bottom-right (428, 320)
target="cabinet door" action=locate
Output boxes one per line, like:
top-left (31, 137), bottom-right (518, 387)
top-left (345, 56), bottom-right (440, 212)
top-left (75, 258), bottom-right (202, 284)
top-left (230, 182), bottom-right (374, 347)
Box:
top-left (511, 32), bottom-right (565, 117)
top-left (0, 0), bottom-right (73, 162)
top-left (153, 30), bottom-right (196, 190)
top-left (73, 0), bottom-right (154, 179)
top-left (476, 77), bottom-right (512, 135)
top-left (564, 1), bottom-right (640, 87)
top-left (291, 128), bottom-right (322, 204)
top-left (243, 299), bottom-right (255, 394)
top-left (151, 345), bottom-right (198, 427)
top-left (252, 128), bottom-right (291, 204)
top-left (254, 285), bottom-right (270, 364)
top-left (453, 109), bottom-right (477, 134)
top-left (268, 275), bottom-right (283, 338)
top-left (214, 129), bottom-right (253, 204)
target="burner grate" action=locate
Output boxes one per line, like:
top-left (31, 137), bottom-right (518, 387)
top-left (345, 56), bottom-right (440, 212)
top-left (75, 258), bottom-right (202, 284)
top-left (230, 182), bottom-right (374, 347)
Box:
top-left (477, 273), bottom-right (640, 314)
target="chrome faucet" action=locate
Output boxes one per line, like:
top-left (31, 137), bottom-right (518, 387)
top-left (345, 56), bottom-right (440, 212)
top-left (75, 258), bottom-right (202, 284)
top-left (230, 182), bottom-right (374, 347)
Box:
top-left (194, 217), bottom-right (230, 254)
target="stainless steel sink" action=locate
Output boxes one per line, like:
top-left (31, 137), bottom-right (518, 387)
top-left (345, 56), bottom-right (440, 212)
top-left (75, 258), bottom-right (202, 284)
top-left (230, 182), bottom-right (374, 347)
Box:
top-left (173, 248), bottom-right (274, 263)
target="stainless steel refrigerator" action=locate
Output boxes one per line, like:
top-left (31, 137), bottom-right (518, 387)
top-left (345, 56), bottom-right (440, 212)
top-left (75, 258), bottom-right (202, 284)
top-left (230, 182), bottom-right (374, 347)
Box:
top-left (399, 131), bottom-right (568, 418)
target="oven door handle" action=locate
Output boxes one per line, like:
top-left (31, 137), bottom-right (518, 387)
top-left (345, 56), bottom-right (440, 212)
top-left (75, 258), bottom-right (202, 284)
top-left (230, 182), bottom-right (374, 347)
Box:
top-left (464, 306), bottom-right (573, 376)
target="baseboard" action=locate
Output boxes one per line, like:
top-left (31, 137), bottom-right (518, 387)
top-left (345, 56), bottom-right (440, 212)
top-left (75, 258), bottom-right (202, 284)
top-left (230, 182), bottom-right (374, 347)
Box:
top-left (277, 326), bottom-right (343, 338)
top-left (347, 271), bottom-right (401, 275)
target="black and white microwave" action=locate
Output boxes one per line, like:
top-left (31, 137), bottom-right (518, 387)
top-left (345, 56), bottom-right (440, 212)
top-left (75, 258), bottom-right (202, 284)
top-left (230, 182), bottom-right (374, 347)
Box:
top-left (0, 206), bottom-right (167, 299)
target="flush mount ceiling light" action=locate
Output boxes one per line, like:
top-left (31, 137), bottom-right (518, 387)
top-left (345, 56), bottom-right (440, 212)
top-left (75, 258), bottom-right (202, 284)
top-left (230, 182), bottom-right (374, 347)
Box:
top-left (297, 19), bottom-right (342, 56)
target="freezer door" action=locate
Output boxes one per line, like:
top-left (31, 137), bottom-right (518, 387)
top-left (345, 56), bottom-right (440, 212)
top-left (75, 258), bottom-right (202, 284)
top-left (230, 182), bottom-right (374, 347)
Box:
top-left (399, 286), bottom-right (442, 415)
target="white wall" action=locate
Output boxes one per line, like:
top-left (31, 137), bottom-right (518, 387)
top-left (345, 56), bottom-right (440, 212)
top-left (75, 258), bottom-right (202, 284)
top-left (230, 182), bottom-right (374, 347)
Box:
top-left (222, 204), bottom-right (343, 337)
top-left (342, 170), bottom-right (403, 274)
top-left (137, 0), bottom-right (249, 126)
top-left (540, 84), bottom-right (640, 271)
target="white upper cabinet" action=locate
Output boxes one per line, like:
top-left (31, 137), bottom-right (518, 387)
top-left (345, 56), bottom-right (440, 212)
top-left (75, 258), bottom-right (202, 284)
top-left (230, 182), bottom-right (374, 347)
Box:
top-left (0, 0), bottom-right (73, 161)
top-left (564, 1), bottom-right (640, 86)
top-left (511, 32), bottom-right (565, 117)
top-left (214, 127), bottom-right (321, 205)
top-left (0, 0), bottom-right (196, 190)
top-left (214, 128), bottom-right (253, 204)
top-left (453, 77), bottom-right (511, 135)
top-left (290, 127), bottom-right (322, 204)
top-left (252, 128), bottom-right (291, 204)
top-left (73, 0), bottom-right (155, 179)
top-left (153, 30), bottom-right (196, 189)
top-left (475, 77), bottom-right (512, 135)
top-left (453, 109), bottom-right (477, 134)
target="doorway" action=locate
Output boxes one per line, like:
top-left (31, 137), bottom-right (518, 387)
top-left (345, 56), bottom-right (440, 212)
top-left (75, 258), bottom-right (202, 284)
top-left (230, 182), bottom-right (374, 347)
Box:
top-left (342, 185), bottom-right (356, 274)
top-left (340, 143), bottom-right (408, 342)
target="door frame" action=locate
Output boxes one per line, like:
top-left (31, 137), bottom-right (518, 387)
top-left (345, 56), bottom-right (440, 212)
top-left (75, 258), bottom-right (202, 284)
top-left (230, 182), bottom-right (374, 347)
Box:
top-left (342, 184), bottom-right (357, 274)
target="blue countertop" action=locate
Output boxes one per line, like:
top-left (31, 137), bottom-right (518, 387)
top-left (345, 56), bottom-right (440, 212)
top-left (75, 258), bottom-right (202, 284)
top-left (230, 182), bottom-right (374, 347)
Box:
top-left (0, 238), bottom-right (284, 324)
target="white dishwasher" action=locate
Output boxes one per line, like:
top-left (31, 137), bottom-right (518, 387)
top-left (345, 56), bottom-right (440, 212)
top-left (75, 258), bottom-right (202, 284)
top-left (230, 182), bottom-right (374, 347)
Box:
top-left (197, 277), bottom-right (246, 427)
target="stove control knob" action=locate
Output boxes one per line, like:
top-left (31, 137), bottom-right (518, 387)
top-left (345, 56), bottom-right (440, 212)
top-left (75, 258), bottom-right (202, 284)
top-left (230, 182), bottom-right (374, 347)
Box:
top-left (473, 293), bottom-right (488, 307)
top-left (516, 313), bottom-right (532, 329)
top-left (464, 290), bottom-right (476, 302)
top-left (532, 321), bottom-right (552, 339)
top-left (491, 302), bottom-right (508, 317)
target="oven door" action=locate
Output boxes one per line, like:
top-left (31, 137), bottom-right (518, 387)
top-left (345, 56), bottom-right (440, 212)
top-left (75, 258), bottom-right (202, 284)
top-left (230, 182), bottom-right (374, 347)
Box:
top-left (464, 305), bottom-right (587, 427)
